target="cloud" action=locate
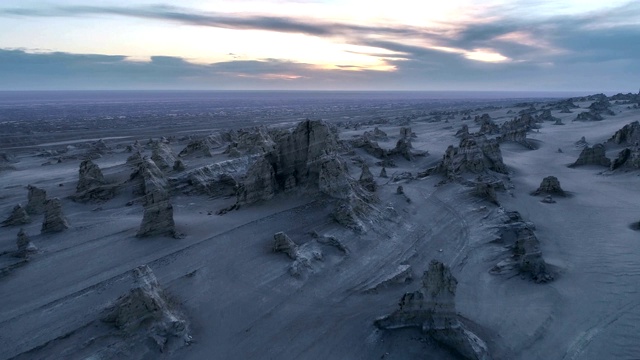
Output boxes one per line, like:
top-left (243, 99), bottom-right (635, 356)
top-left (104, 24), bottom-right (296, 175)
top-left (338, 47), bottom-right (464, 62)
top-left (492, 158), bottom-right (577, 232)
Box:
top-left (0, 2), bottom-right (639, 91)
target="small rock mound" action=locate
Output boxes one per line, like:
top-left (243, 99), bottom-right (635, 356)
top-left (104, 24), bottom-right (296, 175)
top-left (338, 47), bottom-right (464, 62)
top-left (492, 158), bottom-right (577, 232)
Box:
top-left (474, 182), bottom-right (499, 205)
top-left (379, 167), bottom-right (388, 178)
top-left (25, 185), bottom-right (47, 215)
top-left (569, 144), bottom-right (611, 167)
top-left (531, 176), bottom-right (566, 197)
top-left (41, 198), bottom-right (70, 233)
top-left (375, 260), bottom-right (492, 360)
top-left (15, 228), bottom-right (38, 258)
top-left (2, 204), bottom-right (31, 227)
top-left (273, 232), bottom-right (298, 259)
top-left (102, 265), bottom-right (191, 351)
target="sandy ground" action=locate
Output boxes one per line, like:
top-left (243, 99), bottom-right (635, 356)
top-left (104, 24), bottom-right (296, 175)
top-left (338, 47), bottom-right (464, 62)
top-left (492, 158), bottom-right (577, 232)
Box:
top-left (0, 97), bottom-right (639, 359)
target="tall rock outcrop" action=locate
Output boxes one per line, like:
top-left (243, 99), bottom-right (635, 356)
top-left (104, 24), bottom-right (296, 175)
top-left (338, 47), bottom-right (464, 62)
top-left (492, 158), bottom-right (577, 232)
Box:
top-left (236, 156), bottom-right (277, 205)
top-left (41, 198), bottom-right (70, 233)
top-left (531, 176), bottom-right (566, 197)
top-left (359, 163), bottom-right (377, 192)
top-left (129, 157), bottom-right (169, 198)
top-left (569, 144), bottom-right (611, 167)
top-left (274, 119), bottom-right (339, 189)
top-left (103, 265), bottom-right (191, 351)
top-left (74, 159), bottom-right (116, 202)
top-left (25, 185), bottom-right (47, 215)
top-left (136, 190), bottom-right (176, 238)
top-left (2, 204), bottom-right (30, 227)
top-left (375, 260), bottom-right (492, 360)
top-left (151, 141), bottom-right (177, 171)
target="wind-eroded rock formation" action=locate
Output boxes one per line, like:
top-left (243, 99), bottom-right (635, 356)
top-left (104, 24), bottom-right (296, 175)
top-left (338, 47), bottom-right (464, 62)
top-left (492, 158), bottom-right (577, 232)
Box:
top-left (531, 176), bottom-right (566, 197)
top-left (375, 260), bottom-right (492, 360)
top-left (73, 159), bottom-right (116, 202)
top-left (103, 265), bottom-right (191, 351)
top-left (25, 185), bottom-right (47, 215)
top-left (15, 228), bottom-right (37, 258)
top-left (607, 121), bottom-right (640, 146)
top-left (273, 231), bottom-right (298, 259)
top-left (420, 136), bottom-right (508, 179)
top-left (491, 211), bottom-right (554, 283)
top-left (569, 144), bottom-right (611, 167)
top-left (610, 147), bottom-right (640, 171)
top-left (151, 141), bottom-right (177, 171)
top-left (130, 157), bottom-right (169, 198)
top-left (136, 190), bottom-right (176, 238)
top-left (41, 198), bottom-right (70, 233)
top-left (2, 204), bottom-right (30, 227)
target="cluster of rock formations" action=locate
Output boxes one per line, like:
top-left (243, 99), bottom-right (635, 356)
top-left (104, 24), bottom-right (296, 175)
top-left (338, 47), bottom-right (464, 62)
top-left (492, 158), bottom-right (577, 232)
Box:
top-left (272, 231), bottom-right (347, 277)
top-left (607, 121), bottom-right (640, 171)
top-left (490, 210), bottom-right (554, 283)
top-left (351, 126), bottom-right (425, 161)
top-left (575, 98), bottom-right (614, 121)
top-left (102, 265), bottom-right (191, 351)
top-left (375, 260), bottom-right (492, 360)
top-left (420, 135), bottom-right (508, 180)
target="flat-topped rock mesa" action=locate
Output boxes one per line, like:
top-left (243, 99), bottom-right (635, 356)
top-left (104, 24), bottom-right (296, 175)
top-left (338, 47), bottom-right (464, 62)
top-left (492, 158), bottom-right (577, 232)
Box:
top-left (420, 135), bottom-right (508, 180)
top-left (41, 198), bottom-right (70, 233)
top-left (73, 159), bottom-right (117, 202)
top-left (2, 204), bottom-right (31, 227)
top-left (15, 228), bottom-right (37, 258)
top-left (151, 141), bottom-right (177, 171)
top-left (136, 189), bottom-right (176, 238)
top-left (607, 121), bottom-right (640, 147)
top-left (25, 185), bottom-right (47, 215)
top-left (569, 144), bottom-right (611, 168)
top-left (531, 176), bottom-right (566, 197)
top-left (375, 260), bottom-right (492, 360)
top-left (103, 265), bottom-right (191, 352)
top-left (178, 133), bottom-right (227, 158)
top-left (491, 210), bottom-right (554, 283)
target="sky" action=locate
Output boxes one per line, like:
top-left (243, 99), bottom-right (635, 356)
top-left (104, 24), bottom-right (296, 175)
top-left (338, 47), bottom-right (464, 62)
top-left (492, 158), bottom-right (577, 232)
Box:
top-left (0, 0), bottom-right (639, 92)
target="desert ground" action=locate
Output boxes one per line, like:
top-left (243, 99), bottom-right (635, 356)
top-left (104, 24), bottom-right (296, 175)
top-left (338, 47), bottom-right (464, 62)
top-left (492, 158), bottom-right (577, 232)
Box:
top-left (1, 92), bottom-right (639, 359)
